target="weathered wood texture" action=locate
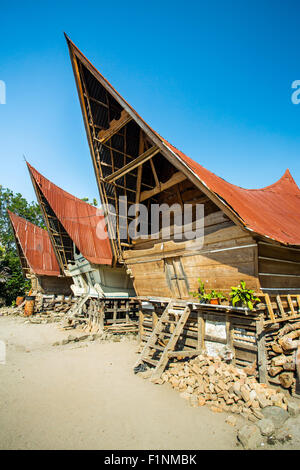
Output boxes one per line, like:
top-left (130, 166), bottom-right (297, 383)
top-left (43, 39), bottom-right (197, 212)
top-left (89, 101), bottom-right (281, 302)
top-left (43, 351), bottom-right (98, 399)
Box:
top-left (125, 224), bottom-right (259, 298)
top-left (258, 242), bottom-right (300, 291)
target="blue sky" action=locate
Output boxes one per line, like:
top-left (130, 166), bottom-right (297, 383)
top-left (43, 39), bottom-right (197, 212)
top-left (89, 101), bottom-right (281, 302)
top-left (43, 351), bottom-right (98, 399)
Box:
top-left (1, 0), bottom-right (300, 205)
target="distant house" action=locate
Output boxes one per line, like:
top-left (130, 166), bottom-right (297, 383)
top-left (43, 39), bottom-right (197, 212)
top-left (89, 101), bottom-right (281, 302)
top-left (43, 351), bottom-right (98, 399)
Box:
top-left (26, 163), bottom-right (135, 299)
top-left (8, 210), bottom-right (72, 295)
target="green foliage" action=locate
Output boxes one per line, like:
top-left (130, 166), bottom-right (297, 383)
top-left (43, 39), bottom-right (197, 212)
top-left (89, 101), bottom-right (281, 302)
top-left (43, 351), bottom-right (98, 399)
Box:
top-left (229, 280), bottom-right (260, 310)
top-left (204, 289), bottom-right (227, 302)
top-left (0, 186), bottom-right (44, 305)
top-left (80, 197), bottom-right (98, 207)
top-left (190, 278), bottom-right (227, 303)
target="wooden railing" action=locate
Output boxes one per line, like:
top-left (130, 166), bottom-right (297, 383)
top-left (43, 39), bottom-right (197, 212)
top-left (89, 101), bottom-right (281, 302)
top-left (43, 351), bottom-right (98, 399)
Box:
top-left (256, 294), bottom-right (300, 325)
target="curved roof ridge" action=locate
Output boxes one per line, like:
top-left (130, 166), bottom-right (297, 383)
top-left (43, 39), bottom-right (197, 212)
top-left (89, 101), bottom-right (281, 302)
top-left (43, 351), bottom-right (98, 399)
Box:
top-left (162, 137), bottom-right (300, 194)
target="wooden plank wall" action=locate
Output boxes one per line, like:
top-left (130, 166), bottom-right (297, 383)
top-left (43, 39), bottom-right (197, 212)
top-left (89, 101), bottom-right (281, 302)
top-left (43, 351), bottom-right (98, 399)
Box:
top-left (258, 242), bottom-right (300, 292)
top-left (125, 225), bottom-right (260, 298)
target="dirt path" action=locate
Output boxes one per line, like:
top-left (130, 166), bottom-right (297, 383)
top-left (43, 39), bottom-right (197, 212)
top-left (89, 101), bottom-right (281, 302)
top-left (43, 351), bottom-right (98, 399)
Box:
top-left (0, 316), bottom-right (243, 450)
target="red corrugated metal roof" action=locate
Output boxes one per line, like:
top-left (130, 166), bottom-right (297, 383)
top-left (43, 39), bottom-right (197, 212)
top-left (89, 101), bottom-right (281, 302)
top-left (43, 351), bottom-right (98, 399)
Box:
top-left (66, 36), bottom-right (300, 247)
top-left (162, 140), bottom-right (300, 246)
top-left (8, 211), bottom-right (60, 276)
top-left (27, 163), bottom-right (113, 266)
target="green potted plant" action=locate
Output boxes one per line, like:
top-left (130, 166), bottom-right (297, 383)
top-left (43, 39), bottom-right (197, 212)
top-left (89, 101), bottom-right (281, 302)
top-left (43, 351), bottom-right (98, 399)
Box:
top-left (229, 280), bottom-right (260, 310)
top-left (205, 289), bottom-right (227, 305)
top-left (190, 278), bottom-right (206, 303)
top-left (190, 279), bottom-right (227, 305)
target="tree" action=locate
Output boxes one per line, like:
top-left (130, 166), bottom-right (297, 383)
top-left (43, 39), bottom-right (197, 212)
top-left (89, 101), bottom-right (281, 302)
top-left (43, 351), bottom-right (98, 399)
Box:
top-left (80, 197), bottom-right (98, 207)
top-left (0, 186), bottom-right (44, 305)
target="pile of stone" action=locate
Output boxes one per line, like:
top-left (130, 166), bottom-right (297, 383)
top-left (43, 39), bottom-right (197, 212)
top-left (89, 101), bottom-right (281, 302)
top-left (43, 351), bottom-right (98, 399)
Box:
top-left (0, 305), bottom-right (23, 316)
top-left (237, 404), bottom-right (300, 449)
top-left (159, 354), bottom-right (292, 421)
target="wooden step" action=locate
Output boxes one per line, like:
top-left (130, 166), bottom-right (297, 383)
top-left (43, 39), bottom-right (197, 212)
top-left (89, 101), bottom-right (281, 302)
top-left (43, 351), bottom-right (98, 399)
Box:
top-left (168, 309), bottom-right (185, 315)
top-left (143, 357), bottom-right (159, 366)
top-left (149, 344), bottom-right (165, 351)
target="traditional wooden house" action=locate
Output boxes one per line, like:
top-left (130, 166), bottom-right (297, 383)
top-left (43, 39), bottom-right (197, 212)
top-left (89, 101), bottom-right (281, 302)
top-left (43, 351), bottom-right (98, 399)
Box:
top-left (8, 210), bottom-right (72, 295)
top-left (64, 38), bottom-right (300, 391)
top-left (65, 36), bottom-right (300, 300)
top-left (26, 162), bottom-right (135, 301)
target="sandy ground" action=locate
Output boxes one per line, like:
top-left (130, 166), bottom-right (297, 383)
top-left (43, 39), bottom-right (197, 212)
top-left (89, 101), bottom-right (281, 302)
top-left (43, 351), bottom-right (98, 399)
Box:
top-left (0, 315), bottom-right (244, 450)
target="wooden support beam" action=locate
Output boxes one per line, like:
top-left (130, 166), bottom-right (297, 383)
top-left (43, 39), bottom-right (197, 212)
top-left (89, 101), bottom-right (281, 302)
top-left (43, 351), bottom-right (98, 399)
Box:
top-left (140, 171), bottom-right (187, 202)
top-left (138, 310), bottom-right (144, 342)
top-left (150, 158), bottom-right (159, 187)
top-left (104, 145), bottom-right (160, 184)
top-left (197, 312), bottom-right (205, 353)
top-left (256, 314), bottom-right (268, 384)
top-left (98, 110), bottom-right (132, 144)
top-left (136, 165), bottom-right (143, 204)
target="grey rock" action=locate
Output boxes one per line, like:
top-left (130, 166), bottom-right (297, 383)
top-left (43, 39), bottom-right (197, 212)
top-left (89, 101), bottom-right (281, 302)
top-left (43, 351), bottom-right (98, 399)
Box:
top-left (274, 427), bottom-right (293, 443)
top-left (261, 406), bottom-right (289, 429)
top-left (237, 424), bottom-right (262, 449)
top-left (287, 401), bottom-right (300, 417)
top-left (257, 418), bottom-right (275, 437)
top-left (267, 435), bottom-right (277, 446)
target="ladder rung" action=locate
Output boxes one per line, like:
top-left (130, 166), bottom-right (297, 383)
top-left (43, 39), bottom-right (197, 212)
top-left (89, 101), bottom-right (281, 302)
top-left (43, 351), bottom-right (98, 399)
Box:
top-left (159, 332), bottom-right (173, 337)
top-left (143, 357), bottom-right (159, 366)
top-left (150, 345), bottom-right (164, 351)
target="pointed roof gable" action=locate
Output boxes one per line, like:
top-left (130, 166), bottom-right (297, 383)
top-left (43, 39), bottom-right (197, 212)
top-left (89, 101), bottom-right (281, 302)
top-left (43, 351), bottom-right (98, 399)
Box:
top-left (66, 35), bottom-right (300, 247)
top-left (27, 163), bottom-right (113, 266)
top-left (8, 211), bottom-right (60, 276)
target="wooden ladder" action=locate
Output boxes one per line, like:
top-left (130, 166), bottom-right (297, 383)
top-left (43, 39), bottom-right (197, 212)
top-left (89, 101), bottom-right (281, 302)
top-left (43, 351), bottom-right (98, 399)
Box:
top-left (134, 300), bottom-right (191, 379)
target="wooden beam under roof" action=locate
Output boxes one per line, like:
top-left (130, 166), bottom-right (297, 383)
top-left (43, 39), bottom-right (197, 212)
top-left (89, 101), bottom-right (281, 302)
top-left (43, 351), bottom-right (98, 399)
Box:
top-left (98, 109), bottom-right (132, 144)
top-left (140, 171), bottom-right (187, 202)
top-left (104, 145), bottom-right (160, 184)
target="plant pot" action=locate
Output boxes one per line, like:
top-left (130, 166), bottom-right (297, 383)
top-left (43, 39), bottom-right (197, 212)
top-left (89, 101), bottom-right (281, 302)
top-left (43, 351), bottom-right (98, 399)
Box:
top-left (24, 296), bottom-right (35, 317)
top-left (210, 298), bottom-right (220, 305)
top-left (16, 296), bottom-right (24, 306)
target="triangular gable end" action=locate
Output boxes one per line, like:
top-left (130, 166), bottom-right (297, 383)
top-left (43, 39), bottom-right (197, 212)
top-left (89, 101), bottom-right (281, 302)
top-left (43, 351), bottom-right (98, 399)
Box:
top-left (65, 35), bottom-right (300, 248)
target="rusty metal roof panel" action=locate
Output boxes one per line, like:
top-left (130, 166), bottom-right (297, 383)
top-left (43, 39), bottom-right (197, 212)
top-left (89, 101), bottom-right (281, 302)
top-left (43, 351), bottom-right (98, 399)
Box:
top-left (8, 211), bottom-right (60, 276)
top-left (27, 163), bottom-right (113, 266)
top-left (163, 140), bottom-right (300, 246)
